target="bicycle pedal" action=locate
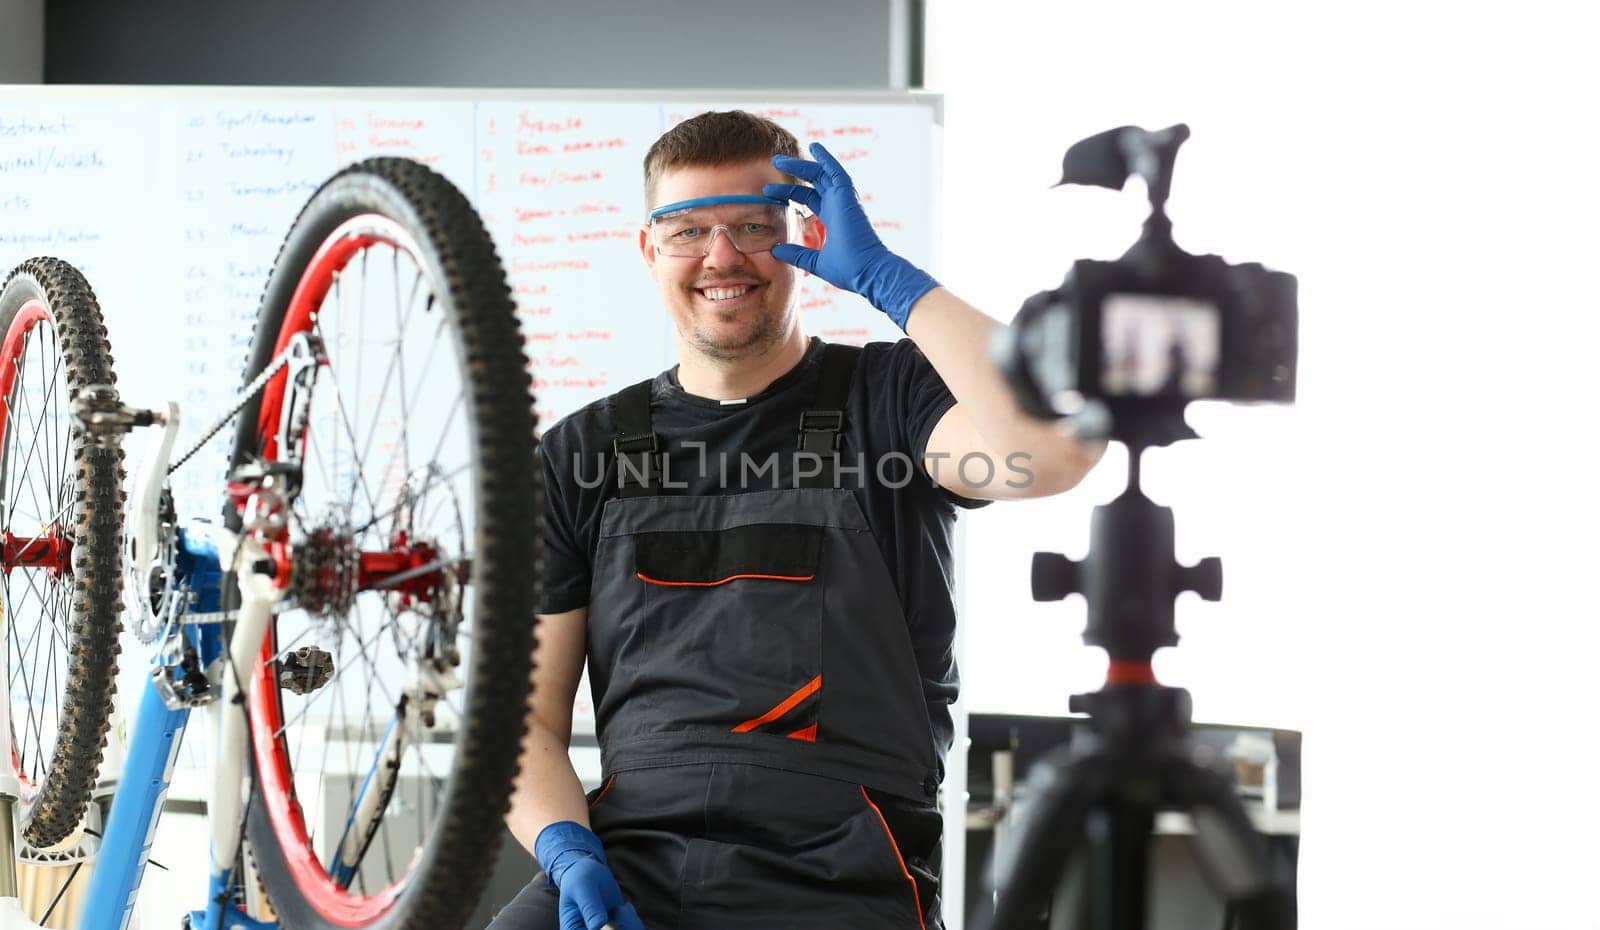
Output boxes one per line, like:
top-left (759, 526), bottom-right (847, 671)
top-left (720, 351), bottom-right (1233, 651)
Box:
top-left (279, 645), bottom-right (335, 695)
top-left (70, 383), bottom-right (161, 442)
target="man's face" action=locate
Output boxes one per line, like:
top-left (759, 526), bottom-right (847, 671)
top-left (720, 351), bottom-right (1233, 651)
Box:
top-left (639, 158), bottom-right (816, 361)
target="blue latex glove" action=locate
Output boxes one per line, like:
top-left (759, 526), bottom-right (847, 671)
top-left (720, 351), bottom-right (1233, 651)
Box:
top-left (535, 821), bottom-right (647, 930)
top-left (766, 142), bottom-right (940, 330)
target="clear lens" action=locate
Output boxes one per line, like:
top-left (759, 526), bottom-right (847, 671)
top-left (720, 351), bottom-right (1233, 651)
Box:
top-left (651, 203), bottom-right (793, 257)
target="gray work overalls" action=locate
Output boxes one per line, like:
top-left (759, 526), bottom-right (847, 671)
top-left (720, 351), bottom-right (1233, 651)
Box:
top-left (493, 344), bottom-right (946, 930)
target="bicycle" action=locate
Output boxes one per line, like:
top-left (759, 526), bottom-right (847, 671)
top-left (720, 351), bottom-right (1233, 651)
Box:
top-left (1, 156), bottom-right (542, 930)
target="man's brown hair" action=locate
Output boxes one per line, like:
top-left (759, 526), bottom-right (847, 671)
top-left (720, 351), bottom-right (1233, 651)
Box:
top-left (643, 110), bottom-right (802, 207)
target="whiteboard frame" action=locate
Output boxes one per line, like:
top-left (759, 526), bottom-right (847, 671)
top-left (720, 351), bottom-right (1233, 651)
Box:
top-left (0, 84), bottom-right (944, 122)
top-left (0, 82), bottom-right (970, 928)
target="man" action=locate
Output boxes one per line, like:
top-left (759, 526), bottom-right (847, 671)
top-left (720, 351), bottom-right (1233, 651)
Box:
top-left (491, 111), bottom-right (1102, 930)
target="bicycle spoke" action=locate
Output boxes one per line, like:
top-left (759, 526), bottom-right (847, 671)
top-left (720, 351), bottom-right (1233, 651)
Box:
top-left (37, 595), bottom-right (61, 778)
top-left (10, 360), bottom-right (59, 528)
top-left (4, 589), bottom-right (36, 745)
top-left (350, 459), bottom-right (469, 537)
top-left (355, 632), bottom-right (381, 885)
top-left (28, 343), bottom-right (66, 523)
top-left (307, 323), bottom-right (384, 524)
top-left (43, 333), bottom-right (66, 531)
top-left (22, 583), bottom-right (50, 775)
top-left (353, 270), bottom-right (424, 494)
top-left (33, 331), bottom-right (54, 534)
top-left (392, 250), bottom-right (417, 505)
top-left (369, 383), bottom-right (464, 539)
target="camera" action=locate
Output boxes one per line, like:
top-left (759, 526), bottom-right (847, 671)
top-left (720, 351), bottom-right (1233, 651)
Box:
top-left (995, 124), bottom-right (1298, 433)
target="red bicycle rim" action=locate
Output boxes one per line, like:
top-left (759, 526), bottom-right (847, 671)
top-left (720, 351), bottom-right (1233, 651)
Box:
top-left (248, 216), bottom-right (413, 924)
top-left (0, 297), bottom-right (54, 792)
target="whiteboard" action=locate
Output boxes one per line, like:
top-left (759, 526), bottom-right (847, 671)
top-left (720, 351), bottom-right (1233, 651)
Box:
top-left (0, 87), bottom-right (941, 521)
top-left (1, 85), bottom-right (957, 925)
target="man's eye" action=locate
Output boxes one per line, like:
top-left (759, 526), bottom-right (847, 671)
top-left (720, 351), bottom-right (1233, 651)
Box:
top-left (669, 227), bottom-right (703, 240)
top-left (743, 223), bottom-right (775, 236)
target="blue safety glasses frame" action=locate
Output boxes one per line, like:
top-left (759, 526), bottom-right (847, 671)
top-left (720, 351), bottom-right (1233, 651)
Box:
top-left (647, 195), bottom-right (804, 258)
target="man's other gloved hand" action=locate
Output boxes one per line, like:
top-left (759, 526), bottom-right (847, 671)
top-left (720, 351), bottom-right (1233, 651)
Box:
top-left (766, 142), bottom-right (940, 331)
top-left (535, 821), bottom-right (647, 930)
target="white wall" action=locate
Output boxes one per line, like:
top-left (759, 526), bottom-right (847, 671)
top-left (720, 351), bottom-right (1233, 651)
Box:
top-left (0, 0), bottom-right (43, 82)
top-left (927, 2), bottom-right (1599, 929)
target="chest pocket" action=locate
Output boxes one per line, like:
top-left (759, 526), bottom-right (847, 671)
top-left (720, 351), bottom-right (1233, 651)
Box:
top-left (635, 523), bottom-right (822, 587)
top-left (629, 522), bottom-right (827, 739)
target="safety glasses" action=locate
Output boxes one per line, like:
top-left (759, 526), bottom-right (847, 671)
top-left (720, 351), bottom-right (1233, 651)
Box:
top-left (647, 195), bottom-right (801, 258)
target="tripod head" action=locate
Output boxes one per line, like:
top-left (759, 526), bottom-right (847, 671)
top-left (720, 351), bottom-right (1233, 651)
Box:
top-left (1033, 410), bottom-right (1219, 670)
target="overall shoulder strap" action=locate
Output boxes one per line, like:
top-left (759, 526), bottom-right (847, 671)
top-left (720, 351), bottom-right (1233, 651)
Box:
top-left (796, 343), bottom-right (862, 490)
top-left (611, 378), bottom-right (659, 498)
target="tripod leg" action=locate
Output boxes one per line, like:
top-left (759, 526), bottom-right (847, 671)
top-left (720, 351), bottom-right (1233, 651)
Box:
top-left (1169, 763), bottom-right (1294, 930)
top-left (975, 746), bottom-right (1097, 930)
top-left (1085, 805), bottom-right (1153, 930)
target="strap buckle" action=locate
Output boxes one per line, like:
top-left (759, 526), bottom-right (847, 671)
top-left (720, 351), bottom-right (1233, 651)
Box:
top-left (797, 410), bottom-right (844, 455)
top-left (613, 432), bottom-right (660, 488)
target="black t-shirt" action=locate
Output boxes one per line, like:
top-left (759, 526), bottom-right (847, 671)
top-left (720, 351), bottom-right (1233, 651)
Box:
top-left (538, 336), bottom-right (986, 756)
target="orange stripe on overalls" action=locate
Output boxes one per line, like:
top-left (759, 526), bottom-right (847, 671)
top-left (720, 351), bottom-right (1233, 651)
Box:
top-left (859, 786), bottom-right (928, 930)
top-left (731, 675), bottom-right (822, 734)
top-left (636, 571), bottom-right (816, 587)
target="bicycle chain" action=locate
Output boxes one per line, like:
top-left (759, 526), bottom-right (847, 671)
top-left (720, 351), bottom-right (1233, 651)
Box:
top-left (166, 349), bottom-right (293, 476)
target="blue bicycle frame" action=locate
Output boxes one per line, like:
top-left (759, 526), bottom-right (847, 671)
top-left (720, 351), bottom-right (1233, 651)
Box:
top-left (82, 521), bottom-right (276, 930)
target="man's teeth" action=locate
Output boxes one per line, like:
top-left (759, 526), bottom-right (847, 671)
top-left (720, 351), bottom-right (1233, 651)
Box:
top-left (702, 285), bottom-right (754, 301)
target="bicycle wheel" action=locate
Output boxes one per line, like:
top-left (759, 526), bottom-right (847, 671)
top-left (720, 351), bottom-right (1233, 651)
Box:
top-left (231, 158), bottom-right (540, 930)
top-left (0, 257), bottom-right (124, 849)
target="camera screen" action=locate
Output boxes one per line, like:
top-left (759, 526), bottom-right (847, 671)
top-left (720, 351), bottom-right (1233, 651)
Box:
top-left (1101, 293), bottom-right (1221, 398)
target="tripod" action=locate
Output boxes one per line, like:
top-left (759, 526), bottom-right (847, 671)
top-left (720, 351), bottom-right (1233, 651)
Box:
top-left (973, 409), bottom-right (1295, 930)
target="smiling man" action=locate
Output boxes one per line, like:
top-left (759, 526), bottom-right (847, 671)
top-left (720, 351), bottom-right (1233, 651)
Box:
top-left (491, 110), bottom-right (1103, 930)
